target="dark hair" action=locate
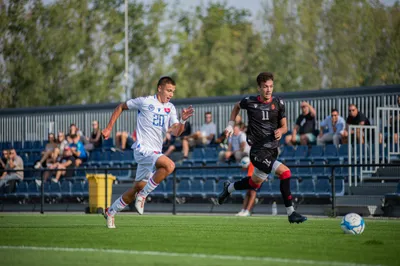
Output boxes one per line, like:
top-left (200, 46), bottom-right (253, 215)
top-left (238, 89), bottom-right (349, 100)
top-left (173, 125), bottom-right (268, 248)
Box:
top-left (349, 104), bottom-right (357, 109)
top-left (256, 72), bottom-right (274, 87)
top-left (157, 76), bottom-right (176, 88)
top-left (331, 108), bottom-right (338, 113)
top-left (70, 123), bottom-right (76, 128)
top-left (205, 112), bottom-right (212, 116)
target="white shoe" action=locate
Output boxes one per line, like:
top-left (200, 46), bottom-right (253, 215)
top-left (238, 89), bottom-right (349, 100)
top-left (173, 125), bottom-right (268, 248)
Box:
top-left (51, 178), bottom-right (58, 183)
top-left (35, 179), bottom-right (42, 187)
top-left (34, 162), bottom-right (42, 169)
top-left (235, 211), bottom-right (244, 216)
top-left (135, 194), bottom-right (146, 215)
top-left (104, 208), bottom-right (116, 229)
top-left (237, 211), bottom-right (251, 217)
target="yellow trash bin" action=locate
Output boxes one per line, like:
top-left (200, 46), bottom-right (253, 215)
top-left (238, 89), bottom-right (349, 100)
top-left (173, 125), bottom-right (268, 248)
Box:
top-left (86, 173), bottom-right (116, 214)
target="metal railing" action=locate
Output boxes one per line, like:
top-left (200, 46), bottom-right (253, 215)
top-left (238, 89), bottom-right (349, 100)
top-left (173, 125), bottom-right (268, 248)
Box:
top-left (377, 107), bottom-right (400, 163)
top-left (348, 125), bottom-right (379, 186)
top-left (1, 163), bottom-right (399, 217)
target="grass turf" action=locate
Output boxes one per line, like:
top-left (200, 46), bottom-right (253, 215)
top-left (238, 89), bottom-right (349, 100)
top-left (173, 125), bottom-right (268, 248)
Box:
top-left (0, 214), bottom-right (399, 266)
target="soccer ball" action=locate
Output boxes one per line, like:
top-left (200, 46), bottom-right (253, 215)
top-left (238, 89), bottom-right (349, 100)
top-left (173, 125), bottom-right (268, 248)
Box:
top-left (340, 213), bottom-right (365, 235)
top-left (240, 156), bottom-right (250, 168)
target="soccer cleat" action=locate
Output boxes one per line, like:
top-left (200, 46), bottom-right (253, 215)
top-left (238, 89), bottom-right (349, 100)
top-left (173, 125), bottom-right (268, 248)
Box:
top-left (288, 211), bottom-right (307, 224)
top-left (104, 208), bottom-right (116, 229)
top-left (135, 194), bottom-right (146, 215)
top-left (217, 181), bottom-right (231, 205)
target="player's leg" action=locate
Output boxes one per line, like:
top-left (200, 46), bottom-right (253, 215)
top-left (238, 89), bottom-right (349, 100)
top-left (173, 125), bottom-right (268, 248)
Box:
top-left (236, 190), bottom-right (250, 216)
top-left (121, 132), bottom-right (128, 150)
top-left (274, 163), bottom-right (307, 224)
top-left (105, 181), bottom-right (146, 228)
top-left (245, 189), bottom-right (257, 215)
top-left (135, 155), bottom-right (174, 214)
top-left (182, 137), bottom-right (190, 159)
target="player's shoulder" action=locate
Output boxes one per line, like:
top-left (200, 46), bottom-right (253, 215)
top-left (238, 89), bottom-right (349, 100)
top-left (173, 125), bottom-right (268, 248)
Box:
top-left (272, 96), bottom-right (285, 107)
top-left (241, 95), bottom-right (258, 103)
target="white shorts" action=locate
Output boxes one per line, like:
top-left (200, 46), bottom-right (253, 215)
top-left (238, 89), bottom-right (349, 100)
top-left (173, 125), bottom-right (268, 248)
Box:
top-left (134, 147), bottom-right (163, 182)
top-left (253, 160), bottom-right (282, 180)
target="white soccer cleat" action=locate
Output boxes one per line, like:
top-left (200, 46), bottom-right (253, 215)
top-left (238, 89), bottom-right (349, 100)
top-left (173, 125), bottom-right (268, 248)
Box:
top-left (104, 208), bottom-right (116, 229)
top-left (135, 194), bottom-right (146, 215)
top-left (235, 211), bottom-right (244, 216)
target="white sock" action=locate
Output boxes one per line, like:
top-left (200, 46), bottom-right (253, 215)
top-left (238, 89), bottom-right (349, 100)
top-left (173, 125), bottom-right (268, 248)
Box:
top-left (286, 206), bottom-right (294, 216)
top-left (108, 196), bottom-right (128, 216)
top-left (138, 177), bottom-right (158, 197)
top-left (227, 183), bottom-right (235, 193)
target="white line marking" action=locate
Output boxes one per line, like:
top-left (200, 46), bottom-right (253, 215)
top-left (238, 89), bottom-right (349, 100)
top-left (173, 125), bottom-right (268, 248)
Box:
top-left (0, 245), bottom-right (382, 266)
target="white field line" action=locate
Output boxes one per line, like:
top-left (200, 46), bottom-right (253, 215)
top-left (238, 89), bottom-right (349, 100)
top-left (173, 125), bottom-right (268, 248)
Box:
top-left (0, 245), bottom-right (383, 266)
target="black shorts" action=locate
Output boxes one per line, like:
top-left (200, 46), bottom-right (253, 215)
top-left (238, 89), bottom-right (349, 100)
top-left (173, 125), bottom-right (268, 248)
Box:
top-left (249, 147), bottom-right (278, 175)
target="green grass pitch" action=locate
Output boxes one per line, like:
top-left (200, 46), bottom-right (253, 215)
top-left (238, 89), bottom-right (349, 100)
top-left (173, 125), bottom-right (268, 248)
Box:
top-left (1, 214), bottom-right (399, 266)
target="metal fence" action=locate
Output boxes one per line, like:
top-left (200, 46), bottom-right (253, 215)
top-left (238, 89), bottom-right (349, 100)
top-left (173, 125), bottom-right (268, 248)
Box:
top-left (0, 86), bottom-right (399, 143)
top-left (377, 107), bottom-right (400, 163)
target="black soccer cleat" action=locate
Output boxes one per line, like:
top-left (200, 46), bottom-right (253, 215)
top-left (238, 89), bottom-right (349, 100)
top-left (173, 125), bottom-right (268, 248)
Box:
top-left (288, 212), bottom-right (307, 224)
top-left (217, 181), bottom-right (231, 205)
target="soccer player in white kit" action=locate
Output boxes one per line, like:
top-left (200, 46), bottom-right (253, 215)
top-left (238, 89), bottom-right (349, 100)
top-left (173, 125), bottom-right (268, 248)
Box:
top-left (101, 77), bottom-right (194, 228)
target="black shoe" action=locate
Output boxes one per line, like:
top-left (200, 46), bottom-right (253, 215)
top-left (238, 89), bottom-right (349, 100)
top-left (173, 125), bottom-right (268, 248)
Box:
top-left (288, 212), bottom-right (307, 224)
top-left (217, 181), bottom-right (231, 205)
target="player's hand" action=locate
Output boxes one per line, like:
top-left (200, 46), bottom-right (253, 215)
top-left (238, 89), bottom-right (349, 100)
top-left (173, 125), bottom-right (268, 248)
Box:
top-left (224, 121), bottom-right (235, 137)
top-left (274, 129), bottom-right (283, 140)
top-left (181, 105), bottom-right (194, 121)
top-left (102, 128), bottom-right (112, 140)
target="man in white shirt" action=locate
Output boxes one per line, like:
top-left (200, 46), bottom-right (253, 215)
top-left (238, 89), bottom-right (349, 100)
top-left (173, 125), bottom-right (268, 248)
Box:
top-left (182, 111), bottom-right (216, 159)
top-left (218, 124), bottom-right (249, 163)
top-left (101, 76), bottom-right (194, 228)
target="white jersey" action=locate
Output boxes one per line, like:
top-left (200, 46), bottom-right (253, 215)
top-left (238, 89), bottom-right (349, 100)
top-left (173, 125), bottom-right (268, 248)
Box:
top-left (127, 95), bottom-right (179, 152)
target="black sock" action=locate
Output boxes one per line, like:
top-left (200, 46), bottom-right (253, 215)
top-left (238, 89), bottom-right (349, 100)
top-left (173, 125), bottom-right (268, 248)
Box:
top-left (233, 177), bottom-right (252, 191)
top-left (280, 178), bottom-right (293, 207)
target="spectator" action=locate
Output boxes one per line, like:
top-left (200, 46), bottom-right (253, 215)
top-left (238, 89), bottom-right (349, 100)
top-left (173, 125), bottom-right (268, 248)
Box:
top-left (51, 131), bottom-right (69, 163)
top-left (343, 104), bottom-right (371, 144)
top-left (69, 138), bottom-right (88, 167)
top-left (112, 130), bottom-right (136, 152)
top-left (34, 133), bottom-right (58, 169)
top-left (67, 124), bottom-right (80, 144)
top-left (162, 132), bottom-right (176, 157)
top-left (0, 150), bottom-right (9, 176)
top-left (85, 120), bottom-right (102, 151)
top-left (0, 148), bottom-right (24, 188)
top-left (285, 102), bottom-right (316, 146)
top-left (218, 124), bottom-right (250, 163)
top-left (39, 146), bottom-right (76, 185)
top-left (182, 112), bottom-right (217, 159)
top-left (235, 115), bottom-right (246, 132)
top-left (317, 109), bottom-right (346, 146)
top-left (236, 162), bottom-right (257, 217)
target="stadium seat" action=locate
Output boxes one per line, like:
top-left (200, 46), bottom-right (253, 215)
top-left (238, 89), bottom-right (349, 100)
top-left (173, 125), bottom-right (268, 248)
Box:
top-left (294, 145), bottom-right (308, 159)
top-left (270, 178), bottom-right (281, 197)
top-left (121, 150), bottom-right (134, 163)
top-left (338, 144), bottom-right (349, 159)
top-left (165, 179), bottom-right (175, 197)
top-left (334, 177), bottom-right (345, 196)
top-left (152, 181), bottom-right (165, 198)
top-left (385, 182), bottom-right (400, 199)
top-left (192, 148), bottom-right (204, 163)
top-left (296, 161), bottom-right (311, 176)
top-left (13, 141), bottom-right (23, 151)
top-left (190, 179), bottom-right (204, 198)
top-left (203, 179), bottom-right (216, 197)
top-left (309, 145), bottom-right (324, 160)
top-left (290, 178), bottom-right (300, 196)
top-left (27, 181), bottom-right (40, 199)
top-left (315, 178), bottom-right (331, 198)
top-left (71, 182), bottom-right (84, 198)
top-left (0, 141), bottom-right (12, 150)
top-left (324, 144), bottom-right (338, 159)
top-left (258, 181), bottom-right (272, 197)
top-left (298, 177), bottom-right (315, 197)
top-left (49, 182), bottom-right (62, 199)
top-left (102, 138), bottom-right (114, 148)
top-left (312, 161), bottom-right (327, 176)
top-left (82, 181), bottom-right (89, 198)
top-left (203, 147), bottom-right (218, 163)
top-left (10, 181), bottom-right (29, 200)
top-left (279, 146), bottom-right (295, 160)
top-left (177, 179), bottom-right (191, 197)
top-left (61, 181), bottom-right (72, 197)
top-left (328, 159), bottom-right (345, 177)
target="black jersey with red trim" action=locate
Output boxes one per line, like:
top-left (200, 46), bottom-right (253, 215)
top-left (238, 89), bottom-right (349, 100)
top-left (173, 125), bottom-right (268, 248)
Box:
top-left (239, 96), bottom-right (286, 149)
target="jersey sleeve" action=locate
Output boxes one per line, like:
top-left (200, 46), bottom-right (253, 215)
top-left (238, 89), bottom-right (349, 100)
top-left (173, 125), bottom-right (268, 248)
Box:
top-left (239, 97), bottom-right (249, 109)
top-left (126, 97), bottom-right (145, 110)
top-left (169, 105), bottom-right (179, 126)
top-left (277, 98), bottom-right (286, 120)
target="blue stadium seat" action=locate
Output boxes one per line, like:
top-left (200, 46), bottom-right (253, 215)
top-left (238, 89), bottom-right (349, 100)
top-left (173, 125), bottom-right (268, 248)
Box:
top-left (83, 181), bottom-right (89, 198)
top-left (270, 178), bottom-right (281, 196)
top-left (324, 144), bottom-right (338, 159)
top-left (385, 182), bottom-right (400, 199)
top-left (49, 182), bottom-right (62, 199)
top-left (203, 179), bottom-right (216, 197)
top-left (192, 148), bottom-right (204, 163)
top-left (312, 161), bottom-right (327, 176)
top-left (294, 146), bottom-right (308, 159)
top-left (110, 152), bottom-right (123, 163)
top-left (204, 147), bottom-right (218, 163)
top-left (152, 181), bottom-right (165, 198)
top-left (284, 158), bottom-right (297, 167)
top-left (328, 159), bottom-right (345, 177)
top-left (99, 151), bottom-right (112, 165)
top-left (298, 177), bottom-right (315, 197)
top-left (27, 181), bottom-right (40, 199)
top-left (13, 141), bottom-right (23, 151)
top-left (165, 179), bottom-right (174, 197)
top-left (177, 179), bottom-right (191, 197)
top-left (290, 178), bottom-right (300, 196)
top-left (61, 181), bottom-right (72, 197)
top-left (296, 161), bottom-right (311, 176)
top-left (279, 146), bottom-right (295, 160)
top-left (103, 138), bottom-right (114, 148)
top-left (10, 181), bottom-right (29, 200)
top-left (0, 141), bottom-right (12, 150)
top-left (258, 181), bottom-right (272, 197)
top-left (191, 179), bottom-right (204, 197)
top-left (71, 182), bottom-right (84, 198)
top-left (315, 178), bottom-right (331, 198)
top-left (121, 150), bottom-right (134, 163)
top-left (118, 163), bottom-right (133, 180)
top-left (334, 178), bottom-right (345, 196)
top-left (89, 150), bottom-right (101, 162)
top-left (338, 144), bottom-right (349, 159)
top-left (309, 145), bottom-right (324, 160)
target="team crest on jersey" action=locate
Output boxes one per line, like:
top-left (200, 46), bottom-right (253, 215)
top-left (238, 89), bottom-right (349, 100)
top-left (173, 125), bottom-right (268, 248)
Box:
top-left (164, 108), bottom-right (171, 114)
top-left (271, 104), bottom-right (275, 110)
top-left (148, 104), bottom-right (155, 111)
top-left (254, 104), bottom-right (258, 108)
top-left (280, 100), bottom-right (284, 105)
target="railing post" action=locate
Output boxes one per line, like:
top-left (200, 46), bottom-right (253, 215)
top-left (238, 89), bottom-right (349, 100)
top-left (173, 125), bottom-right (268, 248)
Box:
top-left (40, 169), bottom-right (44, 214)
top-left (173, 170), bottom-right (177, 215)
top-left (105, 168), bottom-right (108, 212)
top-left (331, 166), bottom-right (336, 218)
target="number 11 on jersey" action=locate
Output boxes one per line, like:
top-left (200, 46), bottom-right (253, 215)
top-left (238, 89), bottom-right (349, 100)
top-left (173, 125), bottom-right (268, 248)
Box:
top-left (261, 110), bottom-right (269, 121)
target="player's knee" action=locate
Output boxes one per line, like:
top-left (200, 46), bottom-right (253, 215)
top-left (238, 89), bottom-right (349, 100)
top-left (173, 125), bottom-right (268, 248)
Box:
top-left (278, 169), bottom-right (291, 180)
top-left (122, 132), bottom-right (128, 138)
top-left (116, 132), bottom-right (122, 137)
top-left (165, 161), bottom-right (175, 174)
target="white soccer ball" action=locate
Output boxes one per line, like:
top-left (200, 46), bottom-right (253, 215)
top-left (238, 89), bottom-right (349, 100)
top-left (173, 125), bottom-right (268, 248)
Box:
top-left (340, 213), bottom-right (365, 235)
top-left (240, 156), bottom-right (250, 168)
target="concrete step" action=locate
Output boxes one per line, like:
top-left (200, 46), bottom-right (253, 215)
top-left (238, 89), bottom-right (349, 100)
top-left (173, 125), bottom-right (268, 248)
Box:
top-left (346, 183), bottom-right (398, 195)
top-left (336, 195), bottom-right (383, 207)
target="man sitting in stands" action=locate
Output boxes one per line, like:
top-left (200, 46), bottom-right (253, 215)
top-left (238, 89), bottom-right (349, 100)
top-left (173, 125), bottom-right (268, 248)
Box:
top-left (285, 102), bottom-right (316, 146)
top-left (317, 109), bottom-right (346, 146)
top-left (343, 104), bottom-right (371, 144)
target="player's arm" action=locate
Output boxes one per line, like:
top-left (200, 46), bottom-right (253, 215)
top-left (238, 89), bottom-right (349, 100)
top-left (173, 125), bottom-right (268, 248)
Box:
top-left (302, 101), bottom-right (316, 117)
top-left (275, 117), bottom-right (288, 140)
top-left (102, 102), bottom-right (129, 139)
top-left (225, 102), bottom-right (241, 137)
top-left (170, 105), bottom-right (194, 137)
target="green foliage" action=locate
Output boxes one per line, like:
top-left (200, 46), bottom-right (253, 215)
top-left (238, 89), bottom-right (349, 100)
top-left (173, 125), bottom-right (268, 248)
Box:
top-left (0, 0), bottom-right (399, 108)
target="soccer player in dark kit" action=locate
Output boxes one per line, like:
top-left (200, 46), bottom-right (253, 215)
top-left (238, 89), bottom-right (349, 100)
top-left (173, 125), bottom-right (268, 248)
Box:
top-left (218, 72), bottom-right (307, 224)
